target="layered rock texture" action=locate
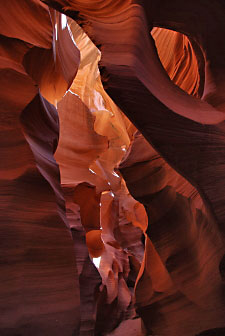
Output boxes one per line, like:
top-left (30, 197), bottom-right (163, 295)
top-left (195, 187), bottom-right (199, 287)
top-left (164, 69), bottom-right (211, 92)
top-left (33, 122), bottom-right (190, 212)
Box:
top-left (1, 0), bottom-right (225, 335)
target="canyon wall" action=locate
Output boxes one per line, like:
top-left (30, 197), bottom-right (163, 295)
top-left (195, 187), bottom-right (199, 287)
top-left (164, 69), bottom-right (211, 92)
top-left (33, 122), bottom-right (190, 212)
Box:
top-left (1, 0), bottom-right (225, 335)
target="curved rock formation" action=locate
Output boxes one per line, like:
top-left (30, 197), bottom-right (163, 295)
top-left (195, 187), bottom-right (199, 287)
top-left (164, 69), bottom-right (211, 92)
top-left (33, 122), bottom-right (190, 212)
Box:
top-left (119, 132), bottom-right (225, 335)
top-left (2, 0), bottom-right (225, 335)
top-left (0, 2), bottom-right (81, 335)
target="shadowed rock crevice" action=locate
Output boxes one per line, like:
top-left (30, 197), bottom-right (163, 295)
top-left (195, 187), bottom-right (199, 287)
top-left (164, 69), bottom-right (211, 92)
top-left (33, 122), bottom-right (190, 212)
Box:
top-left (2, 1), bottom-right (225, 335)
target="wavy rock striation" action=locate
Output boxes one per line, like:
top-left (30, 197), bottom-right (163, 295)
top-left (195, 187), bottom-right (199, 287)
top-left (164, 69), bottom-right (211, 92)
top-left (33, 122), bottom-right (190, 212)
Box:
top-left (119, 132), bottom-right (225, 335)
top-left (41, 0), bottom-right (225, 334)
top-left (0, 1), bottom-right (81, 335)
top-left (2, 0), bottom-right (225, 335)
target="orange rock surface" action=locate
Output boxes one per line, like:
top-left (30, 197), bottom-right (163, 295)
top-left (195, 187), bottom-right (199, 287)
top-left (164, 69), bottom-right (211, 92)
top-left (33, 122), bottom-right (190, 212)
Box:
top-left (1, 1), bottom-right (225, 335)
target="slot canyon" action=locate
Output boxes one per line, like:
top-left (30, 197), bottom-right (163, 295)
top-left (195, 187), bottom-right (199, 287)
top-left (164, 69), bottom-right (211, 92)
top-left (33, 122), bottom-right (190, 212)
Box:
top-left (1, 1), bottom-right (225, 335)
